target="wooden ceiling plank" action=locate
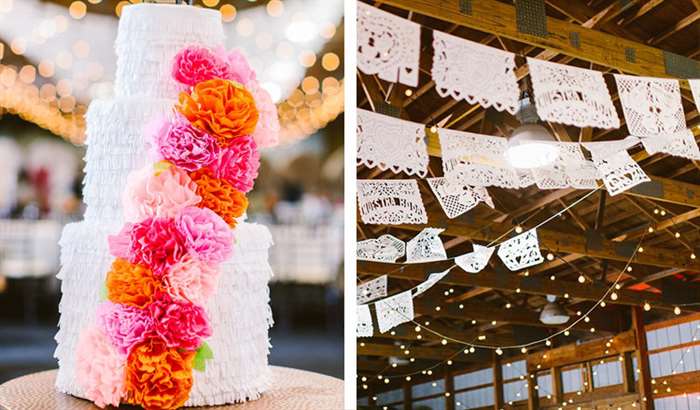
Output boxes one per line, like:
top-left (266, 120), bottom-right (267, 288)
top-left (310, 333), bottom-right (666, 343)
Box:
top-left (616, 0), bottom-right (666, 26)
top-left (647, 10), bottom-right (700, 45)
top-left (378, 0), bottom-right (697, 78)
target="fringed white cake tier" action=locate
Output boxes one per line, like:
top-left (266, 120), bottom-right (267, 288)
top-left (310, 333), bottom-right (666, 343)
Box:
top-left (54, 3), bottom-right (274, 406)
top-left (54, 221), bottom-right (274, 406)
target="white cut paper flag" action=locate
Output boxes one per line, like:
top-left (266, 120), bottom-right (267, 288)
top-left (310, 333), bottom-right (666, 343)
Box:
top-left (376, 290), bottom-right (414, 333)
top-left (690, 79), bottom-right (700, 111)
top-left (357, 109), bottom-right (429, 177)
top-left (497, 229), bottom-right (544, 271)
top-left (414, 270), bottom-right (451, 296)
top-left (357, 234), bottom-right (406, 263)
top-left (406, 228), bottom-right (447, 263)
top-left (357, 275), bottom-right (388, 304)
top-left (357, 179), bottom-right (428, 225)
top-left (455, 245), bottom-right (495, 273)
top-left (357, 304), bottom-right (374, 338)
top-left (614, 74), bottom-right (686, 137)
top-left (357, 3), bottom-right (420, 86)
top-left (530, 142), bottom-right (598, 190)
top-left (591, 150), bottom-right (650, 196)
top-left (640, 128), bottom-right (700, 160)
top-left (427, 177), bottom-right (494, 219)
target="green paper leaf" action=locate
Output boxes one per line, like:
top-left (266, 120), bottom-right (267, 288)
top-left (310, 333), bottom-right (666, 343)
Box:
top-left (99, 282), bottom-right (108, 301)
top-left (193, 341), bottom-right (214, 372)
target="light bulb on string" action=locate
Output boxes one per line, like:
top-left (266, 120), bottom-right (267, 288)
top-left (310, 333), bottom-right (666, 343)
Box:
top-left (515, 225), bottom-right (523, 234)
top-left (674, 306), bottom-right (681, 315)
top-left (643, 302), bottom-right (651, 311)
top-left (578, 275), bottom-right (586, 283)
top-left (675, 232), bottom-right (681, 238)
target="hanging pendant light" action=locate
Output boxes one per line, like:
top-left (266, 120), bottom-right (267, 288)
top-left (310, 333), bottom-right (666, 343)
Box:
top-left (505, 92), bottom-right (559, 169)
top-left (539, 295), bottom-right (570, 325)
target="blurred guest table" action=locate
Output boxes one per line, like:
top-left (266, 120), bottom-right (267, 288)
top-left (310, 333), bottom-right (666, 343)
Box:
top-left (268, 225), bottom-right (343, 284)
top-left (0, 219), bottom-right (62, 278)
top-left (0, 367), bottom-right (343, 409)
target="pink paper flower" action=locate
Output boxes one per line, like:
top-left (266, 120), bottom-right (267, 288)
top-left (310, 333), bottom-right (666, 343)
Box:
top-left (172, 46), bottom-right (229, 88)
top-left (247, 81), bottom-right (280, 148)
top-left (163, 256), bottom-right (219, 304)
top-left (75, 325), bottom-right (126, 408)
top-left (208, 135), bottom-right (260, 193)
top-left (224, 49), bottom-right (256, 85)
top-left (148, 296), bottom-right (212, 351)
top-left (122, 165), bottom-right (201, 222)
top-left (123, 217), bottom-right (189, 277)
top-left (96, 301), bottom-right (154, 356)
top-left (152, 116), bottom-right (219, 172)
top-left (177, 206), bottom-right (233, 264)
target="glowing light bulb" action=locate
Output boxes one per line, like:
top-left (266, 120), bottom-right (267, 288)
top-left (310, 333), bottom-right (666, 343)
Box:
top-left (643, 302), bottom-right (651, 311)
top-left (674, 306), bottom-right (681, 315)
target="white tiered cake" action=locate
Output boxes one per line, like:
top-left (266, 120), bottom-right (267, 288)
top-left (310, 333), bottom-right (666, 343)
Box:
top-left (54, 4), bottom-right (274, 406)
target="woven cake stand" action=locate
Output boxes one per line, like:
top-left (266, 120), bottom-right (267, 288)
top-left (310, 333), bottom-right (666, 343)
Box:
top-left (0, 367), bottom-right (343, 409)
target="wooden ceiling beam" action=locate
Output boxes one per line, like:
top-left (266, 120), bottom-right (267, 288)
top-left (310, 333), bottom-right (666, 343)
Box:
top-left (615, 0), bottom-right (665, 26)
top-left (357, 260), bottom-right (678, 310)
top-left (378, 0), bottom-right (697, 78)
top-left (367, 318), bottom-right (517, 346)
top-left (358, 342), bottom-right (475, 362)
top-left (526, 330), bottom-right (636, 371)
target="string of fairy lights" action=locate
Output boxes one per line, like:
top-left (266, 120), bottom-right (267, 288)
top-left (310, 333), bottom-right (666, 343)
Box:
top-left (358, 182), bottom-right (700, 408)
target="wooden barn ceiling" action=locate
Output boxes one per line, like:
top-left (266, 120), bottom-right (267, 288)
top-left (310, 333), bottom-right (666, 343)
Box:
top-left (357, 0), bottom-right (700, 381)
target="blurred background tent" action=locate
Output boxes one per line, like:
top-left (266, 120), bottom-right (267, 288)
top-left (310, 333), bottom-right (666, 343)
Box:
top-left (0, 0), bottom-right (344, 381)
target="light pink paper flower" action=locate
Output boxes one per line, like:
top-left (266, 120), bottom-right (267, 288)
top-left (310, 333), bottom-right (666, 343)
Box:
top-left (224, 49), bottom-right (256, 85)
top-left (122, 165), bottom-right (201, 223)
top-left (108, 224), bottom-right (133, 260)
top-left (172, 46), bottom-right (229, 87)
top-left (247, 81), bottom-right (280, 148)
top-left (208, 135), bottom-right (260, 193)
top-left (163, 256), bottom-right (219, 304)
top-left (152, 116), bottom-right (219, 172)
top-left (148, 296), bottom-right (212, 351)
top-left (177, 206), bottom-right (233, 264)
top-left (75, 325), bottom-right (126, 408)
top-left (96, 301), bottom-right (154, 356)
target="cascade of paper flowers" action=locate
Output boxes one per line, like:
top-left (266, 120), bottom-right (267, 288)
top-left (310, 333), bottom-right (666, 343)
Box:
top-left (74, 46), bottom-right (277, 409)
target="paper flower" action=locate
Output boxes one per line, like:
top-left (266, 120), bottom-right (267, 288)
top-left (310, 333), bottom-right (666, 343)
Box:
top-left (223, 49), bottom-right (256, 85)
top-left (208, 135), bottom-right (260, 193)
top-left (148, 296), bottom-right (212, 351)
top-left (247, 81), bottom-right (280, 148)
top-left (177, 206), bottom-right (233, 264)
top-left (124, 338), bottom-right (195, 410)
top-left (106, 258), bottom-right (163, 309)
top-left (108, 224), bottom-right (133, 260)
top-left (120, 217), bottom-right (189, 277)
top-left (172, 45), bottom-right (230, 88)
top-left (189, 169), bottom-right (248, 228)
top-left (96, 301), bottom-right (153, 356)
top-left (75, 326), bottom-right (125, 408)
top-left (122, 165), bottom-right (201, 223)
top-left (152, 116), bottom-right (219, 172)
top-left (163, 256), bottom-right (219, 305)
top-left (177, 78), bottom-right (259, 146)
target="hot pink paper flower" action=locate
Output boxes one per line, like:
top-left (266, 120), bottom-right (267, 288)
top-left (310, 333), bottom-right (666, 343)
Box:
top-left (122, 165), bottom-right (201, 222)
top-left (148, 296), bottom-right (212, 351)
top-left (96, 301), bottom-right (154, 356)
top-left (163, 256), bottom-right (219, 304)
top-left (208, 136), bottom-right (260, 193)
top-left (152, 116), bottom-right (219, 172)
top-left (224, 49), bottom-right (256, 85)
top-left (172, 46), bottom-right (229, 88)
top-left (247, 81), bottom-right (280, 148)
top-left (126, 217), bottom-right (189, 276)
top-left (177, 206), bottom-right (233, 264)
top-left (75, 326), bottom-right (126, 408)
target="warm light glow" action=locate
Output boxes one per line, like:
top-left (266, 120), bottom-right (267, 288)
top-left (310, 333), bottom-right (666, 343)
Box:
top-left (266, 0), bottom-right (284, 17)
top-left (578, 275), bottom-right (586, 283)
top-left (56, 79), bottom-right (72, 97)
top-left (298, 50), bottom-right (316, 67)
top-left (320, 22), bottom-right (336, 39)
top-left (202, 0), bottom-right (219, 6)
top-left (643, 302), bottom-right (651, 311)
top-left (219, 4), bottom-right (236, 22)
top-left (69, 1), bottom-right (87, 20)
top-left (674, 306), bottom-right (681, 315)
top-left (10, 37), bottom-right (26, 55)
top-left (322, 52), bottom-right (340, 71)
top-left (301, 76), bottom-right (319, 94)
top-left (38, 61), bottom-right (55, 78)
top-left (18, 65), bottom-right (36, 84)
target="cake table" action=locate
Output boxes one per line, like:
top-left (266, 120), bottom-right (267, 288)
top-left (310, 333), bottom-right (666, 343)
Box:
top-left (0, 368), bottom-right (343, 409)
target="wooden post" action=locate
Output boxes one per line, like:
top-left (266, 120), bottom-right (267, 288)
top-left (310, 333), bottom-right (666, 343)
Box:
top-left (403, 382), bottom-right (411, 410)
top-left (551, 366), bottom-right (563, 404)
top-left (632, 307), bottom-right (655, 410)
top-left (493, 352), bottom-right (504, 410)
top-left (622, 351), bottom-right (636, 394)
top-left (527, 371), bottom-right (539, 410)
top-left (446, 371), bottom-right (455, 410)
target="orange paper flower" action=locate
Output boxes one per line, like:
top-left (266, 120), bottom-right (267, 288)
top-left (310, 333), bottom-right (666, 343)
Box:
top-left (106, 259), bottom-right (163, 309)
top-left (176, 78), bottom-right (258, 147)
top-left (190, 169), bottom-right (248, 228)
top-left (124, 338), bottom-right (195, 410)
